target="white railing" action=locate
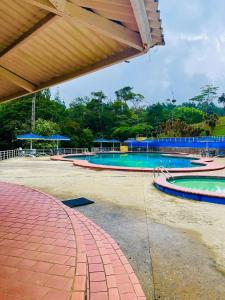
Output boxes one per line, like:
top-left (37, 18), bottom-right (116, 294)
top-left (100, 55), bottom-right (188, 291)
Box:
top-left (153, 166), bottom-right (174, 181)
top-left (0, 148), bottom-right (89, 160)
top-left (22, 148), bottom-right (89, 156)
top-left (0, 149), bottom-right (19, 160)
top-left (56, 148), bottom-right (89, 155)
top-left (91, 147), bottom-right (120, 153)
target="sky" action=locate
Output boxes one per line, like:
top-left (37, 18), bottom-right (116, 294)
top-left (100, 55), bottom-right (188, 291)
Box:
top-left (51, 0), bottom-right (225, 106)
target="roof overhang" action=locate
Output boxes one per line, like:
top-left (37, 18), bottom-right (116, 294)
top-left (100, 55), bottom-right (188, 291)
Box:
top-left (0, 0), bottom-right (164, 102)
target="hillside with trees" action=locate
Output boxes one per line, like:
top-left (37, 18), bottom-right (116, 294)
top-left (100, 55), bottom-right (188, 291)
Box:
top-left (0, 85), bottom-right (225, 150)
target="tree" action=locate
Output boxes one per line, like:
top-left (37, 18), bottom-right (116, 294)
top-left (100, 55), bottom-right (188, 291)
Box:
top-left (112, 123), bottom-right (152, 140)
top-left (204, 113), bottom-right (218, 130)
top-left (159, 119), bottom-right (204, 137)
top-left (173, 107), bottom-right (204, 124)
top-left (115, 86), bottom-right (144, 108)
top-left (1, 84), bottom-right (225, 150)
top-left (68, 97), bottom-right (88, 127)
top-left (90, 91), bottom-right (106, 104)
top-left (145, 103), bottom-right (171, 127)
top-left (34, 118), bottom-right (60, 136)
top-left (79, 128), bottom-right (94, 147)
top-left (32, 118), bottom-right (60, 149)
top-left (218, 93), bottom-right (225, 113)
top-left (189, 84), bottom-right (219, 114)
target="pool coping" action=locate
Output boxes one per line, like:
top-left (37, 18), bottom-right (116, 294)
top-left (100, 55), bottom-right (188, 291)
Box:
top-left (154, 174), bottom-right (225, 204)
top-left (51, 152), bottom-right (225, 173)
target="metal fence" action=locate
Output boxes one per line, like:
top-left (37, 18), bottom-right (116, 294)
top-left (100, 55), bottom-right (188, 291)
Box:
top-left (91, 147), bottom-right (120, 153)
top-left (56, 148), bottom-right (89, 155)
top-left (0, 148), bottom-right (88, 161)
top-left (126, 140), bottom-right (225, 151)
top-left (0, 149), bottom-right (19, 160)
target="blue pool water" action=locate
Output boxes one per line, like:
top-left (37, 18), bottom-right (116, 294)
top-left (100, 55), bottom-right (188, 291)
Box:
top-left (65, 153), bottom-right (204, 169)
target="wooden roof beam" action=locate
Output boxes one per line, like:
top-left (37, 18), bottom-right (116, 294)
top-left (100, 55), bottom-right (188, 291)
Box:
top-left (0, 13), bottom-right (58, 60)
top-left (0, 48), bottom-right (141, 102)
top-left (130, 0), bottom-right (152, 49)
top-left (49, 0), bottom-right (65, 11)
top-left (22, 0), bottom-right (56, 11)
top-left (38, 48), bottom-right (141, 89)
top-left (23, 0), bottom-right (144, 51)
top-left (0, 66), bottom-right (36, 92)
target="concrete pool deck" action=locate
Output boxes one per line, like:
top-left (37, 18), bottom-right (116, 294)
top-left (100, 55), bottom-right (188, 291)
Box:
top-left (1, 157), bottom-right (225, 299)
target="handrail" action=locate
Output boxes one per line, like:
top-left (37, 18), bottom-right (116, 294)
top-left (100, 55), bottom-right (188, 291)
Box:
top-left (153, 166), bottom-right (174, 181)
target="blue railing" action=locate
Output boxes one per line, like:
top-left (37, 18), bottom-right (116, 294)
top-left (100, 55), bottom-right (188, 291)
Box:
top-left (125, 136), bottom-right (225, 150)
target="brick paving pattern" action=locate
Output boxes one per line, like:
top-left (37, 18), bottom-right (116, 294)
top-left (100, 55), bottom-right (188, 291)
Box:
top-left (0, 181), bottom-right (146, 300)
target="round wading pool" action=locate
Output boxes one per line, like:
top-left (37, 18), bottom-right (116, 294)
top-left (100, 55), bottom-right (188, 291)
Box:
top-left (154, 175), bottom-right (225, 205)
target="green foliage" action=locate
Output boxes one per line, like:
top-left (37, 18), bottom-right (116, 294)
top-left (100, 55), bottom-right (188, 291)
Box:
top-left (173, 107), bottom-right (204, 124)
top-left (189, 84), bottom-right (219, 104)
top-left (115, 86), bottom-right (144, 108)
top-left (159, 119), bottom-right (204, 137)
top-left (218, 93), bottom-right (225, 116)
top-left (2, 84), bottom-right (225, 150)
top-left (32, 118), bottom-right (60, 149)
top-left (212, 116), bottom-right (225, 136)
top-left (35, 118), bottom-right (60, 136)
top-left (112, 124), bottom-right (152, 140)
top-left (145, 103), bottom-right (171, 127)
top-left (204, 113), bottom-right (218, 129)
top-left (189, 84), bottom-right (219, 114)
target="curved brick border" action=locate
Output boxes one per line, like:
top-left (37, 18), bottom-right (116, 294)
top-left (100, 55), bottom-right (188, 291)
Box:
top-left (51, 153), bottom-right (225, 173)
top-left (0, 181), bottom-right (146, 300)
top-left (154, 175), bottom-right (225, 205)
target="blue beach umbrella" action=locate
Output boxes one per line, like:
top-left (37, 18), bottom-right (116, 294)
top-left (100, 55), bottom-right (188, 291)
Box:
top-left (94, 138), bottom-right (109, 149)
top-left (45, 134), bottom-right (70, 150)
top-left (108, 139), bottom-right (121, 149)
top-left (142, 139), bottom-right (150, 151)
top-left (124, 139), bottom-right (135, 151)
top-left (17, 133), bottom-right (45, 150)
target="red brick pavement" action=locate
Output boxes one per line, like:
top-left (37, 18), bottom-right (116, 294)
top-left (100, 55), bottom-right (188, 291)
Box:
top-left (0, 182), bottom-right (146, 300)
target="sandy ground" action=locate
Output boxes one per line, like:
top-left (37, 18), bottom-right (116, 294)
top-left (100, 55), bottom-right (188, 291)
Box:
top-left (1, 157), bottom-right (225, 299)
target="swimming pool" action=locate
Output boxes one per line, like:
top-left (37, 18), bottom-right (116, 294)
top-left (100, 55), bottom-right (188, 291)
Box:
top-left (52, 151), bottom-right (224, 172)
top-left (65, 153), bottom-right (203, 169)
top-left (154, 175), bottom-right (225, 205)
top-left (171, 177), bottom-right (225, 194)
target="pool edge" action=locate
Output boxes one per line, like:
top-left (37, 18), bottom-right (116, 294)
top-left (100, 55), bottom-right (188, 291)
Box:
top-left (154, 175), bottom-right (225, 205)
top-left (51, 152), bottom-right (225, 173)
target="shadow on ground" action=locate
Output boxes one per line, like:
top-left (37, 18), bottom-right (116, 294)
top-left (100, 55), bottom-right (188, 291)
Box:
top-left (77, 201), bottom-right (225, 300)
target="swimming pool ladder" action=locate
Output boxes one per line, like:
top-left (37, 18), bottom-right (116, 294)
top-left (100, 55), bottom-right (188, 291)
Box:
top-left (153, 166), bottom-right (174, 181)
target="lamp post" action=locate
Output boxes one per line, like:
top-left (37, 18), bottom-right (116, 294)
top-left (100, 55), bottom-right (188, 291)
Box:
top-left (32, 93), bottom-right (36, 131)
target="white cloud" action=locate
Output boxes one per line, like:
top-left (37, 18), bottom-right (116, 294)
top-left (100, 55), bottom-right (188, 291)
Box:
top-left (170, 33), bottom-right (209, 43)
top-left (51, 0), bottom-right (225, 104)
top-left (184, 32), bottom-right (225, 82)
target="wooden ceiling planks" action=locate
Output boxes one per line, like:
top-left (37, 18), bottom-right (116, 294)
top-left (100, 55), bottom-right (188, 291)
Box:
top-left (0, 0), bottom-right (164, 102)
top-left (0, 78), bottom-right (23, 100)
